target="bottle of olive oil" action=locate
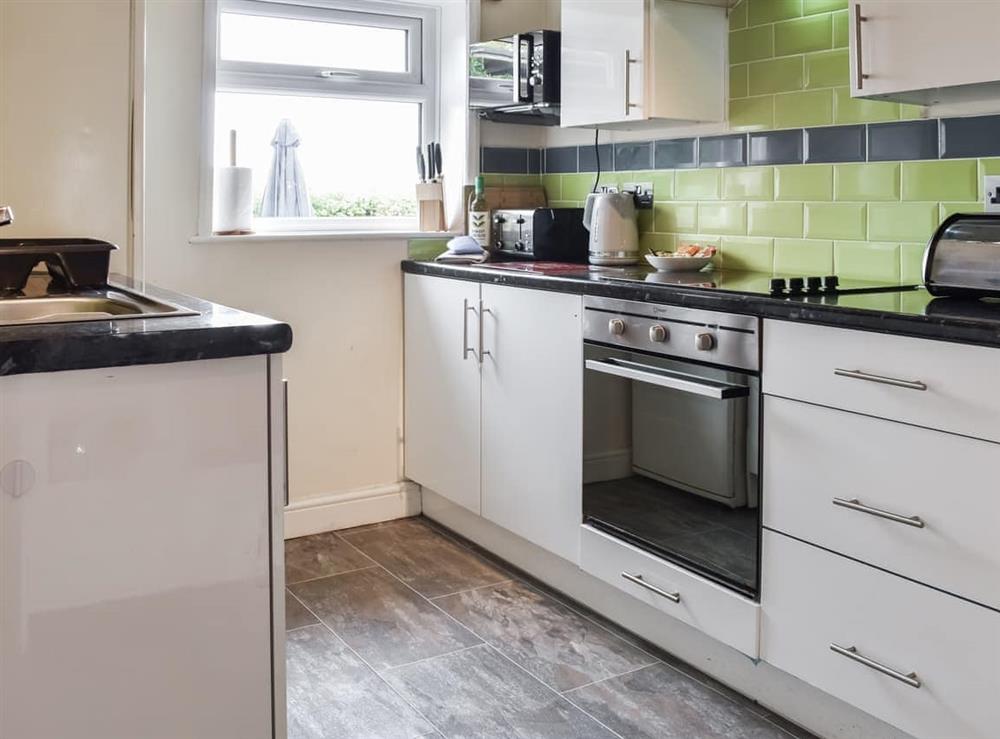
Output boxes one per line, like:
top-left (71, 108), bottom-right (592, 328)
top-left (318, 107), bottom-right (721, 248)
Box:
top-left (467, 175), bottom-right (491, 249)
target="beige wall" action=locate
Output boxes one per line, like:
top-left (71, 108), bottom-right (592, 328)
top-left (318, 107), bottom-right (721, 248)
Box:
top-left (0, 0), bottom-right (132, 274)
top-left (142, 0), bottom-right (408, 507)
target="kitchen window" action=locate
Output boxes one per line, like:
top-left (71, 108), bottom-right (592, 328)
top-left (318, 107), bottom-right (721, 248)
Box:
top-left (207, 0), bottom-right (438, 233)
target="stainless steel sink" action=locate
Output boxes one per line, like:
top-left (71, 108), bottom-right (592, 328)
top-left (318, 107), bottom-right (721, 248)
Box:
top-left (0, 287), bottom-right (198, 326)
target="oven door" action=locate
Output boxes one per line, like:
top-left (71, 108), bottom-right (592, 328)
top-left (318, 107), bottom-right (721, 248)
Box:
top-left (582, 343), bottom-right (761, 597)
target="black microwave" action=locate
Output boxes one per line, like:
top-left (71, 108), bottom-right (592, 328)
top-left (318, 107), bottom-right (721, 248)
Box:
top-left (469, 30), bottom-right (560, 125)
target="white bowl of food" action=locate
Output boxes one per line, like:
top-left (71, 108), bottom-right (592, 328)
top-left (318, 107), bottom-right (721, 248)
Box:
top-left (645, 245), bottom-right (716, 272)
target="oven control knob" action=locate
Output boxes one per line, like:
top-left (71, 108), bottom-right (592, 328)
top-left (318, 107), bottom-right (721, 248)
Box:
top-left (695, 332), bottom-right (716, 351)
top-left (649, 324), bottom-right (668, 343)
top-left (609, 318), bottom-right (626, 336)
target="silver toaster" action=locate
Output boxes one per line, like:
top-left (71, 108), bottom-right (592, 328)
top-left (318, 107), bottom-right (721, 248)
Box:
top-left (925, 213), bottom-right (1000, 297)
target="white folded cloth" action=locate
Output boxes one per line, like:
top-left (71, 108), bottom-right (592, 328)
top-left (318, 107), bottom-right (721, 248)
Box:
top-left (435, 235), bottom-right (488, 264)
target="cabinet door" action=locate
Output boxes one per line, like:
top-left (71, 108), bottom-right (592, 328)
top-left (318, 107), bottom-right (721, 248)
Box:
top-left (0, 357), bottom-right (274, 739)
top-left (404, 274), bottom-right (482, 514)
top-left (481, 284), bottom-right (583, 562)
top-left (851, 1), bottom-right (1000, 101)
top-left (561, 0), bottom-right (646, 127)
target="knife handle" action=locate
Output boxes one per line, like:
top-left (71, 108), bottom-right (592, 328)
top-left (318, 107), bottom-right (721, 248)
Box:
top-left (433, 142), bottom-right (443, 181)
top-left (427, 143), bottom-right (436, 180)
top-left (416, 146), bottom-right (426, 182)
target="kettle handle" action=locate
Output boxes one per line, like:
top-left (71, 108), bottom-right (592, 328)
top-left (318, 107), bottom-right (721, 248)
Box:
top-left (582, 192), bottom-right (596, 232)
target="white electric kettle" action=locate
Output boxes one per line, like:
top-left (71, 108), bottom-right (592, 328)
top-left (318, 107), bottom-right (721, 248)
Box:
top-left (582, 192), bottom-right (640, 266)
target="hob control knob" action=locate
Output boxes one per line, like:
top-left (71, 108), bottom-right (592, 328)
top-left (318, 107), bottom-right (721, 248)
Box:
top-left (695, 332), bottom-right (715, 351)
top-left (823, 274), bottom-right (840, 291)
top-left (769, 278), bottom-right (786, 295)
top-left (609, 318), bottom-right (626, 336)
top-left (788, 277), bottom-right (805, 293)
top-left (649, 324), bottom-right (668, 342)
top-left (806, 276), bottom-right (823, 293)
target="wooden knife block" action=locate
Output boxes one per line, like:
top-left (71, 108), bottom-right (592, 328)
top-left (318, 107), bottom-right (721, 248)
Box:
top-left (416, 180), bottom-right (446, 232)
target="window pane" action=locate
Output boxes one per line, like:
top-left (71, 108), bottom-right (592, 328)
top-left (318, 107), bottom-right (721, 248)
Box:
top-left (220, 12), bottom-right (408, 73)
top-left (215, 92), bottom-right (419, 222)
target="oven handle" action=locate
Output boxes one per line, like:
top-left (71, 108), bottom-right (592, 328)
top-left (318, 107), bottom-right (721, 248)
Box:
top-left (585, 358), bottom-right (750, 400)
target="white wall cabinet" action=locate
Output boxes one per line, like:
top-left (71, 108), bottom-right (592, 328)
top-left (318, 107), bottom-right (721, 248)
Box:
top-left (850, 1), bottom-right (1000, 105)
top-left (404, 274), bottom-right (583, 561)
top-left (0, 356), bottom-right (285, 739)
top-left (560, 0), bottom-right (726, 129)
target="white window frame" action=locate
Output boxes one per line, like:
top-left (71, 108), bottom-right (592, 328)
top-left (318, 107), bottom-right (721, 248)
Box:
top-left (199, 0), bottom-right (439, 235)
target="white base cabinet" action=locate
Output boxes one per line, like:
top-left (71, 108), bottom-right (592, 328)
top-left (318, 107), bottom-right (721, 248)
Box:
top-left (762, 531), bottom-right (1000, 739)
top-left (404, 274), bottom-right (583, 561)
top-left (0, 356), bottom-right (285, 739)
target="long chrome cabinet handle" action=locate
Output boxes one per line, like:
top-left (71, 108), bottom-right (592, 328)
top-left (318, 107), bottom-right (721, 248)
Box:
top-left (833, 368), bottom-right (927, 391)
top-left (624, 49), bottom-right (639, 116)
top-left (830, 644), bottom-right (921, 688)
top-left (462, 299), bottom-right (477, 361)
top-left (854, 4), bottom-right (868, 90)
top-left (282, 378), bottom-right (289, 507)
top-left (833, 497), bottom-right (925, 528)
top-left (478, 300), bottom-right (492, 363)
top-left (621, 572), bottom-right (681, 603)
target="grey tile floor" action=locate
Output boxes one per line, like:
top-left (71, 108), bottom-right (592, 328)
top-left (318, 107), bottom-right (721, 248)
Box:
top-left (284, 516), bottom-right (816, 739)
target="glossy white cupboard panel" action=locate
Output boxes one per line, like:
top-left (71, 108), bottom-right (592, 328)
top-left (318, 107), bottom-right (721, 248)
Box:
top-left (481, 285), bottom-right (583, 562)
top-left (762, 319), bottom-right (1000, 443)
top-left (0, 357), bottom-right (275, 739)
top-left (762, 531), bottom-right (1000, 739)
top-left (850, 1), bottom-right (1000, 105)
top-left (581, 525), bottom-right (759, 657)
top-left (404, 274), bottom-right (482, 514)
top-left (764, 396), bottom-right (1000, 610)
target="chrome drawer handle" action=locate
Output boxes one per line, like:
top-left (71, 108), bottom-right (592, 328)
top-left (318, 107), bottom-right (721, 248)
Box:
top-left (621, 572), bottom-right (680, 603)
top-left (832, 497), bottom-right (925, 528)
top-left (834, 368), bottom-right (927, 391)
top-left (830, 644), bottom-right (921, 689)
top-left (463, 299), bottom-right (477, 361)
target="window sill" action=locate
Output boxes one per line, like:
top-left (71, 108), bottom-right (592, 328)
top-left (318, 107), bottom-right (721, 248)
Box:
top-left (189, 230), bottom-right (453, 245)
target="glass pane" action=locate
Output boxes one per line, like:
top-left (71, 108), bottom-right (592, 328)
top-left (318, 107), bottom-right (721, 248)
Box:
top-left (214, 92), bottom-right (419, 222)
top-left (220, 12), bottom-right (408, 73)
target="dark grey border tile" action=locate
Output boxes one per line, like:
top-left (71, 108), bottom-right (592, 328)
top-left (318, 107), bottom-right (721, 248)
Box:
top-left (480, 147), bottom-right (529, 174)
top-left (941, 114), bottom-right (1000, 159)
top-left (868, 119), bottom-right (939, 162)
top-left (614, 141), bottom-right (653, 171)
top-left (528, 148), bottom-right (542, 174)
top-left (699, 134), bottom-right (747, 168)
top-left (655, 138), bottom-right (698, 169)
top-left (544, 146), bottom-right (579, 174)
top-left (578, 143), bottom-right (614, 173)
top-left (749, 129), bottom-right (803, 165)
top-left (803, 125), bottom-right (866, 163)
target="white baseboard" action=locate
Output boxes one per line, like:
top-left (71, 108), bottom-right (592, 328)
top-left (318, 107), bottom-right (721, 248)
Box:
top-left (283, 481), bottom-right (422, 539)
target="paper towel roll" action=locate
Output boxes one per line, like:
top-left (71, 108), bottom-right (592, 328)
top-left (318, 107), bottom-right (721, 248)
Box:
top-left (214, 166), bottom-right (254, 234)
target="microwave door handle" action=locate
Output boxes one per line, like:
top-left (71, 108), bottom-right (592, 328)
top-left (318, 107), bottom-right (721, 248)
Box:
top-left (515, 33), bottom-right (533, 103)
top-left (585, 358), bottom-right (749, 400)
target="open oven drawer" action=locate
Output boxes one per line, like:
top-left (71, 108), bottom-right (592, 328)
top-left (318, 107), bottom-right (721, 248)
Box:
top-left (580, 525), bottom-right (760, 657)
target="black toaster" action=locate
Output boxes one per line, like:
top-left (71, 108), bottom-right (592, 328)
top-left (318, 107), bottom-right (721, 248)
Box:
top-left (491, 208), bottom-right (589, 262)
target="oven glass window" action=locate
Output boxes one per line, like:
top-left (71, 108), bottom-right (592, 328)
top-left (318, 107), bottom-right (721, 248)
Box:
top-left (583, 344), bottom-right (760, 597)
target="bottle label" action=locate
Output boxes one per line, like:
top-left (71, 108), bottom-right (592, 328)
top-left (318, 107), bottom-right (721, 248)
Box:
top-left (469, 210), bottom-right (491, 248)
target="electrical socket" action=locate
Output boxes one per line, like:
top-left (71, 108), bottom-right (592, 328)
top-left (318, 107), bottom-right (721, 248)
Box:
top-left (624, 182), bottom-right (654, 209)
top-left (984, 175), bottom-right (1000, 213)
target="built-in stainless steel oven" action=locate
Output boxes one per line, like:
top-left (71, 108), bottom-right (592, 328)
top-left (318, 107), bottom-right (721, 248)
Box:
top-left (582, 296), bottom-right (761, 598)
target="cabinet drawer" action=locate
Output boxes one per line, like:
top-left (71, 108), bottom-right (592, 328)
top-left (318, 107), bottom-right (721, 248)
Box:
top-left (762, 532), bottom-right (1000, 739)
top-left (762, 319), bottom-right (1000, 442)
top-left (580, 525), bottom-right (759, 657)
top-left (763, 396), bottom-right (1000, 609)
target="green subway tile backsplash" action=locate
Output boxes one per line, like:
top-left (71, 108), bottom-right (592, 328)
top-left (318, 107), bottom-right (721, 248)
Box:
top-left (730, 64), bottom-right (749, 98)
top-left (721, 236), bottom-right (775, 271)
top-left (748, 57), bottom-right (804, 95)
top-left (834, 162), bottom-right (900, 201)
top-left (835, 241), bottom-right (901, 282)
top-left (901, 160), bottom-right (978, 202)
top-left (676, 169), bottom-right (722, 200)
top-left (775, 165), bottom-right (833, 200)
top-left (868, 203), bottom-right (939, 242)
top-left (748, 0), bottom-right (802, 26)
top-left (773, 14), bottom-right (833, 56)
top-left (730, 25), bottom-right (774, 63)
top-left (729, 97), bottom-right (774, 131)
top-left (804, 49), bottom-right (848, 89)
top-left (773, 89), bottom-right (833, 128)
top-left (804, 202), bottom-right (867, 240)
top-left (748, 202), bottom-right (804, 237)
top-left (774, 238), bottom-right (835, 273)
top-left (698, 202), bottom-right (747, 235)
top-left (723, 167), bottom-right (774, 200)
top-left (803, 0), bottom-right (847, 14)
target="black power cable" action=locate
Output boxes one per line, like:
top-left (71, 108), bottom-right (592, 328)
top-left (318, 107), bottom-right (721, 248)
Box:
top-left (591, 128), bottom-right (601, 194)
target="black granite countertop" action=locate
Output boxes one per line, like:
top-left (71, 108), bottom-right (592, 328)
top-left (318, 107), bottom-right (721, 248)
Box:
top-left (403, 260), bottom-right (1000, 349)
top-left (0, 274), bottom-right (292, 376)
